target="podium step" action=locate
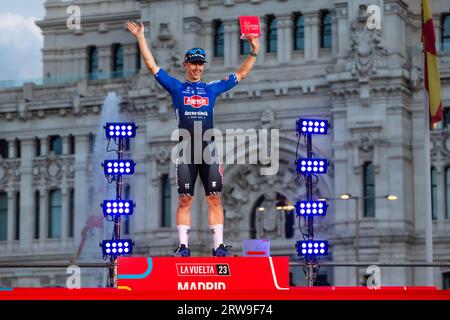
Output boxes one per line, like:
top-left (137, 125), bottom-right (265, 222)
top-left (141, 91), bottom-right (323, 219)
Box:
top-left (117, 256), bottom-right (290, 291)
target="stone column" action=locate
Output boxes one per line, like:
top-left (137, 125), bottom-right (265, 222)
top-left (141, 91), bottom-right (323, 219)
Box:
top-left (277, 14), bottom-right (293, 64)
top-left (73, 134), bottom-right (90, 246)
top-left (334, 2), bottom-right (349, 56)
top-left (436, 165), bottom-right (446, 222)
top-left (19, 138), bottom-right (34, 252)
top-left (7, 139), bottom-right (15, 159)
top-left (256, 18), bottom-right (266, 65)
top-left (123, 44), bottom-right (137, 73)
top-left (60, 185), bottom-right (69, 247)
top-left (39, 187), bottom-right (47, 242)
top-left (304, 12), bottom-right (320, 61)
top-left (183, 17), bottom-right (202, 52)
top-left (223, 20), bottom-right (234, 68)
top-left (98, 46), bottom-right (111, 78)
top-left (62, 135), bottom-right (69, 155)
top-left (230, 23), bottom-right (239, 68)
top-left (40, 136), bottom-right (48, 157)
top-left (203, 23), bottom-right (213, 60)
top-left (6, 189), bottom-right (15, 250)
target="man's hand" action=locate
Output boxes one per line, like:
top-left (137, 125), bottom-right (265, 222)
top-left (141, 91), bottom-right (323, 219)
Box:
top-left (247, 35), bottom-right (260, 54)
top-left (127, 20), bottom-right (145, 39)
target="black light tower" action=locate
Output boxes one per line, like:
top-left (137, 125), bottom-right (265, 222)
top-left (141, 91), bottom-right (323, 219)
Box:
top-left (295, 119), bottom-right (329, 286)
top-left (101, 123), bottom-right (137, 288)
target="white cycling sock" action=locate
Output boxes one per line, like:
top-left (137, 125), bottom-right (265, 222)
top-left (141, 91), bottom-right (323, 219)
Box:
top-left (177, 225), bottom-right (190, 247)
top-left (209, 224), bottom-right (224, 249)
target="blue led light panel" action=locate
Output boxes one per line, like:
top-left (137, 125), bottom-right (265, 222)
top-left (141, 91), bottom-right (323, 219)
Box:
top-left (297, 118), bottom-right (329, 135)
top-left (105, 122), bottom-right (136, 138)
top-left (296, 158), bottom-right (328, 174)
top-left (295, 200), bottom-right (327, 216)
top-left (102, 239), bottom-right (133, 256)
top-left (295, 240), bottom-right (328, 257)
top-left (102, 200), bottom-right (134, 217)
top-left (103, 160), bottom-right (135, 175)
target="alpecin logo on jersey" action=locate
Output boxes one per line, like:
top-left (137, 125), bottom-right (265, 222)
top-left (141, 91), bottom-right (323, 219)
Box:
top-left (184, 95), bottom-right (209, 108)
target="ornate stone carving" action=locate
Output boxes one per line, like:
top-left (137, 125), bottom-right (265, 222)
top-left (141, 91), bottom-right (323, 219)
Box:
top-left (151, 23), bottom-right (180, 74)
top-left (349, 5), bottom-right (387, 78)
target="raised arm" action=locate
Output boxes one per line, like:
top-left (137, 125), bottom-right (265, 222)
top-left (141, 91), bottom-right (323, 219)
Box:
top-left (235, 36), bottom-right (261, 82)
top-left (127, 21), bottom-right (159, 75)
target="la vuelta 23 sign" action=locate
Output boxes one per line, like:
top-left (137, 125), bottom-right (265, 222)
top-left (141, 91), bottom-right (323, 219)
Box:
top-left (117, 256), bottom-right (289, 291)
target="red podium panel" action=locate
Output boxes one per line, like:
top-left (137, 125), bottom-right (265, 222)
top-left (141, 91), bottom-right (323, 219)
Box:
top-left (117, 256), bottom-right (290, 291)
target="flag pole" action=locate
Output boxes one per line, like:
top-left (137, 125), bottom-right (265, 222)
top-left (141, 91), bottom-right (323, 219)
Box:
top-left (423, 91), bottom-right (434, 287)
top-left (422, 0), bottom-right (434, 287)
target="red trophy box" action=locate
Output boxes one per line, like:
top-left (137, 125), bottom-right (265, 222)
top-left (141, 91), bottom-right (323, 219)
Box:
top-left (239, 16), bottom-right (261, 39)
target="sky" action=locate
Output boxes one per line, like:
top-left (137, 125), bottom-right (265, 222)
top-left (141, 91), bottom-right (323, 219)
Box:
top-left (0, 0), bottom-right (45, 82)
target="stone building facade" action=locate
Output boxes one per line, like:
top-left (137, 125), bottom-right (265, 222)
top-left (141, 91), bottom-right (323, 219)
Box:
top-left (0, 0), bottom-right (450, 288)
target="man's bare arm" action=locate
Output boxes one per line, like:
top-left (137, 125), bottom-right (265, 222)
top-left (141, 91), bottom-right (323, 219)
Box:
top-left (236, 36), bottom-right (260, 82)
top-left (127, 21), bottom-right (160, 75)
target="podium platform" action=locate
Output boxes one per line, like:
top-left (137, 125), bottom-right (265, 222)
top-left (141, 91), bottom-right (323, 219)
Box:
top-left (1, 256), bottom-right (450, 300)
top-left (117, 256), bottom-right (289, 291)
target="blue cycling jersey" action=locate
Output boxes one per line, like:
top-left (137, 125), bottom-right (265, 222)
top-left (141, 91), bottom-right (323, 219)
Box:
top-left (155, 68), bottom-right (238, 137)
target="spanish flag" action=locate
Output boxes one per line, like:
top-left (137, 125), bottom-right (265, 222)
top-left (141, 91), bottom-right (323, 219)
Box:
top-left (422, 0), bottom-right (443, 128)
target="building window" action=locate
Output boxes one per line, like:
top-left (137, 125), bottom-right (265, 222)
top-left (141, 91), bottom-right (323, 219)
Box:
top-left (320, 10), bottom-right (332, 49)
top-left (444, 272), bottom-right (450, 289)
top-left (123, 185), bottom-right (131, 235)
top-left (363, 162), bottom-right (375, 218)
top-left (294, 13), bottom-right (304, 50)
top-left (35, 137), bottom-right (41, 157)
top-left (431, 167), bottom-right (437, 220)
top-left (34, 190), bottom-right (40, 239)
top-left (240, 38), bottom-right (250, 55)
top-left (213, 20), bottom-right (224, 57)
top-left (315, 273), bottom-right (330, 286)
top-left (112, 43), bottom-right (124, 78)
top-left (266, 15), bottom-right (277, 53)
top-left (69, 135), bottom-right (75, 154)
top-left (444, 107), bottom-right (450, 128)
top-left (0, 192), bottom-right (7, 241)
top-left (136, 42), bottom-right (141, 71)
top-left (15, 139), bottom-right (21, 158)
top-left (69, 189), bottom-right (74, 238)
top-left (284, 208), bottom-right (294, 239)
top-left (87, 46), bottom-right (99, 80)
top-left (49, 135), bottom-right (62, 155)
top-left (15, 192), bottom-right (20, 240)
top-left (89, 133), bottom-right (96, 153)
top-left (161, 175), bottom-right (171, 228)
top-left (446, 167), bottom-right (450, 219)
top-left (442, 14), bottom-right (450, 52)
top-left (0, 140), bottom-right (8, 159)
top-left (48, 189), bottom-right (62, 238)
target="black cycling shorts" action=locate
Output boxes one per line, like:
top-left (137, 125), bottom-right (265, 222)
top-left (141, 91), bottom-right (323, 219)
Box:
top-left (175, 141), bottom-right (223, 197)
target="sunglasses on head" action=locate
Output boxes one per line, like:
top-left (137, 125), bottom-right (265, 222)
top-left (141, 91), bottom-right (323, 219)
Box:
top-left (186, 48), bottom-right (205, 56)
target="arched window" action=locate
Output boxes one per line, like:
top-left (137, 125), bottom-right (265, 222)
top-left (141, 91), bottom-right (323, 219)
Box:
top-left (294, 13), bottom-right (304, 50)
top-left (112, 43), bottom-right (123, 78)
top-left (266, 15), bottom-right (277, 53)
top-left (442, 14), bottom-right (450, 52)
top-left (34, 190), bottom-right (40, 239)
top-left (48, 189), bottom-right (62, 238)
top-left (320, 10), bottom-right (332, 49)
top-left (161, 175), bottom-right (171, 228)
top-left (213, 20), bottom-right (224, 57)
top-left (431, 167), bottom-right (437, 220)
top-left (49, 135), bottom-right (62, 155)
top-left (240, 38), bottom-right (250, 55)
top-left (363, 162), bottom-right (375, 217)
top-left (87, 46), bottom-right (99, 80)
top-left (0, 192), bottom-right (7, 241)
